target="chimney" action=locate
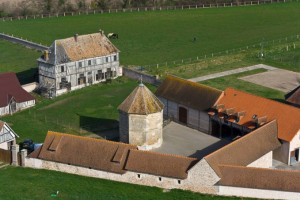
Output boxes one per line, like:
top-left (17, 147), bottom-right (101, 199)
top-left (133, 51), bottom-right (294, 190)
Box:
top-left (44, 50), bottom-right (49, 61)
top-left (74, 34), bottom-right (78, 42)
top-left (99, 29), bottom-right (104, 36)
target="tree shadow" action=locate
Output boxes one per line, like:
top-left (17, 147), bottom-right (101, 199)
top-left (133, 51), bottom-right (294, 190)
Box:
top-left (188, 139), bottom-right (231, 159)
top-left (79, 115), bottom-right (119, 141)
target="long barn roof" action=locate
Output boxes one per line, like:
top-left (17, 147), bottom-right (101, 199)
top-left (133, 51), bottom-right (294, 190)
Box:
top-left (155, 75), bottom-right (223, 111)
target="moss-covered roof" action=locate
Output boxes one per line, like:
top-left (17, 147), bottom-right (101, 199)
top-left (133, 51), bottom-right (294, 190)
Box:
top-left (118, 83), bottom-right (164, 115)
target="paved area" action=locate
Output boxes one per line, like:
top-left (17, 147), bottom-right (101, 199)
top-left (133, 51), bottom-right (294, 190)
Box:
top-left (240, 69), bottom-right (300, 92)
top-left (188, 64), bottom-right (277, 82)
top-left (272, 159), bottom-right (300, 171)
top-left (151, 122), bottom-right (230, 159)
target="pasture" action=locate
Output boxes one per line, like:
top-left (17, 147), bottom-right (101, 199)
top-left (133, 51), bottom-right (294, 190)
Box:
top-left (0, 2), bottom-right (300, 67)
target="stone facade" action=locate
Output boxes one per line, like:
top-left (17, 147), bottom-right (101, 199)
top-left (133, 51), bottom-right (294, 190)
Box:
top-left (159, 97), bottom-right (210, 133)
top-left (38, 53), bottom-right (120, 97)
top-left (119, 110), bottom-right (163, 147)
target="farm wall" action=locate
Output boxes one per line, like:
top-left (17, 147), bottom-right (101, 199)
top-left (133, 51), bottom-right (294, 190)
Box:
top-left (23, 157), bottom-right (219, 194)
top-left (219, 186), bottom-right (300, 200)
top-left (122, 67), bottom-right (161, 86)
top-left (159, 98), bottom-right (210, 133)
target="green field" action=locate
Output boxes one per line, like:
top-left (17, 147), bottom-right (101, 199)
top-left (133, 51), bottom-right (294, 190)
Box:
top-left (0, 2), bottom-right (300, 67)
top-left (0, 166), bottom-right (251, 200)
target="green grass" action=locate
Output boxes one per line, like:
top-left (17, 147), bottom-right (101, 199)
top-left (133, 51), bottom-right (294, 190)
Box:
top-left (0, 2), bottom-right (300, 67)
top-left (0, 40), bottom-right (40, 84)
top-left (2, 77), bottom-right (155, 143)
top-left (0, 166), bottom-right (251, 200)
top-left (200, 69), bottom-right (286, 101)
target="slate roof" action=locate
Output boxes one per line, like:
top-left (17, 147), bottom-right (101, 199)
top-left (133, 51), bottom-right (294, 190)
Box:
top-left (219, 165), bottom-right (300, 193)
top-left (125, 149), bottom-right (198, 179)
top-left (155, 75), bottom-right (223, 111)
top-left (285, 85), bottom-right (300, 107)
top-left (118, 83), bottom-right (164, 115)
top-left (205, 120), bottom-right (281, 177)
top-left (32, 131), bottom-right (137, 174)
top-left (0, 72), bottom-right (35, 107)
top-left (38, 32), bottom-right (120, 65)
top-left (216, 88), bottom-right (300, 142)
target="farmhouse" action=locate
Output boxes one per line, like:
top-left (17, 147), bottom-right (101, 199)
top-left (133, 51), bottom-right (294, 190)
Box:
top-left (0, 121), bottom-right (18, 150)
top-left (285, 85), bottom-right (300, 108)
top-left (0, 72), bottom-right (35, 116)
top-left (155, 75), bottom-right (223, 133)
top-left (37, 30), bottom-right (120, 98)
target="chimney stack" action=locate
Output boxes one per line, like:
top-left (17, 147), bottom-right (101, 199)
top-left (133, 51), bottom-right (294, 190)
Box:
top-left (74, 34), bottom-right (78, 42)
top-left (44, 50), bottom-right (49, 61)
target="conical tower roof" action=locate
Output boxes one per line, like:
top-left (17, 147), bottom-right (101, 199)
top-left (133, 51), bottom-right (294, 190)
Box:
top-left (118, 83), bottom-right (164, 115)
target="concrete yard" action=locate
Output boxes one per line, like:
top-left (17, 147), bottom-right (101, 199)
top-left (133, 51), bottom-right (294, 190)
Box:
top-left (273, 159), bottom-right (300, 171)
top-left (151, 122), bottom-right (230, 159)
top-left (240, 68), bottom-right (300, 92)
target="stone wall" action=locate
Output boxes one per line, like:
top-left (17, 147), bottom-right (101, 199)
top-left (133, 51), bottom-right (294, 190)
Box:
top-left (122, 67), bottom-right (161, 86)
top-left (219, 186), bottom-right (300, 200)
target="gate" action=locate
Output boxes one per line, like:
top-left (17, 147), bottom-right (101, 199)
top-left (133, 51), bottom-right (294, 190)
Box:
top-left (0, 149), bottom-right (12, 164)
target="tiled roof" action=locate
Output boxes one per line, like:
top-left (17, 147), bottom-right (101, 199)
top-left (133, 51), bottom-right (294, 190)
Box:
top-left (39, 32), bottom-right (120, 65)
top-left (125, 149), bottom-right (198, 179)
top-left (118, 83), bottom-right (164, 115)
top-left (216, 88), bottom-right (300, 142)
top-left (205, 120), bottom-right (281, 177)
top-left (33, 131), bottom-right (137, 174)
top-left (0, 72), bottom-right (35, 107)
top-left (0, 122), bottom-right (4, 132)
top-left (285, 85), bottom-right (300, 106)
top-left (155, 75), bottom-right (223, 111)
top-left (219, 165), bottom-right (300, 193)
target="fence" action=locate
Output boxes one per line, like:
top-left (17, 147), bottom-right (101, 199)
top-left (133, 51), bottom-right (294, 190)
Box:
top-left (0, 0), bottom-right (292, 22)
top-left (0, 149), bottom-right (12, 164)
top-left (0, 33), bottom-right (47, 51)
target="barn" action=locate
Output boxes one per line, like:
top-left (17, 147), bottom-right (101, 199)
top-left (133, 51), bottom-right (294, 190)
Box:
top-left (155, 75), bottom-right (223, 133)
top-left (0, 72), bottom-right (35, 116)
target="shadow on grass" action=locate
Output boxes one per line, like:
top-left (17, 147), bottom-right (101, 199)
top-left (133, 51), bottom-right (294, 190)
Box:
top-left (16, 68), bottom-right (38, 85)
top-left (79, 115), bottom-right (119, 141)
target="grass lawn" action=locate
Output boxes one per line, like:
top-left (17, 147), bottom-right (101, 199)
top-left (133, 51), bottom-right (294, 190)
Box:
top-left (0, 2), bottom-right (300, 67)
top-left (2, 77), bottom-right (154, 143)
top-left (0, 166), bottom-right (252, 200)
top-left (200, 68), bottom-right (286, 101)
top-left (0, 40), bottom-right (40, 84)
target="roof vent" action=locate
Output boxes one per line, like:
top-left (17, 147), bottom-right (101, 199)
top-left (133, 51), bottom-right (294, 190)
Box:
top-left (74, 34), bottom-right (78, 42)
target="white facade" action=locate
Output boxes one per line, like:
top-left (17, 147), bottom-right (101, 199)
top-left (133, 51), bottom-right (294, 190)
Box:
top-left (0, 122), bottom-right (18, 150)
top-left (38, 53), bottom-right (120, 98)
top-left (0, 99), bottom-right (35, 117)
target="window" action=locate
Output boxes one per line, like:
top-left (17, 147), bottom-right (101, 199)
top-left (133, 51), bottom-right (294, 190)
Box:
top-left (137, 174), bottom-right (141, 179)
top-left (79, 62), bottom-right (83, 68)
top-left (178, 180), bottom-right (181, 184)
top-left (61, 66), bottom-right (64, 72)
top-left (114, 55), bottom-right (117, 61)
top-left (158, 177), bottom-right (162, 182)
top-left (88, 60), bottom-right (92, 66)
top-left (106, 57), bottom-right (109, 63)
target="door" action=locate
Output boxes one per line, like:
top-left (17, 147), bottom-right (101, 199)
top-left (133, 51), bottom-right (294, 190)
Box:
top-left (296, 149), bottom-right (299, 162)
top-left (179, 107), bottom-right (187, 124)
top-left (9, 99), bottom-right (16, 114)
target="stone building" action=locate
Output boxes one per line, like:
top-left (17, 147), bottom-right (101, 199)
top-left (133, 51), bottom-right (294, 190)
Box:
top-left (118, 83), bottom-right (164, 149)
top-left (0, 72), bottom-right (35, 116)
top-left (155, 75), bottom-right (223, 133)
top-left (37, 30), bottom-right (120, 98)
top-left (0, 121), bottom-right (18, 150)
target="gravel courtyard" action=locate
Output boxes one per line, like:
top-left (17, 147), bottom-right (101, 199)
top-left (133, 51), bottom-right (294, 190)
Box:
top-left (151, 122), bottom-right (230, 159)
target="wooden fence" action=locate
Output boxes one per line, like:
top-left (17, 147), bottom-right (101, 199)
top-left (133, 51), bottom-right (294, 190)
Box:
top-left (0, 149), bottom-right (12, 164)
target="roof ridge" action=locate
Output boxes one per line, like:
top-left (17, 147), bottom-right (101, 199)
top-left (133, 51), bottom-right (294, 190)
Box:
top-left (47, 131), bottom-right (137, 148)
top-left (205, 120), bottom-right (277, 159)
top-left (141, 86), bottom-right (147, 114)
top-left (226, 87), bottom-right (300, 111)
top-left (130, 149), bottom-right (198, 160)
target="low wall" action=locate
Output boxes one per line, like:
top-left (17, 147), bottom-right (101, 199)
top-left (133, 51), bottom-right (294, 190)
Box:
top-left (22, 82), bottom-right (38, 92)
top-left (122, 67), bottom-right (161, 86)
top-left (0, 33), bottom-right (47, 51)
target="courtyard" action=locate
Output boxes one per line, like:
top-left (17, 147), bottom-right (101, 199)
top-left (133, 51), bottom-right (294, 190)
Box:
top-left (151, 122), bottom-right (230, 159)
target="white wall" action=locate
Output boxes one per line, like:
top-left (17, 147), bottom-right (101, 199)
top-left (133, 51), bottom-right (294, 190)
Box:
top-left (247, 151), bottom-right (273, 169)
top-left (0, 142), bottom-right (8, 150)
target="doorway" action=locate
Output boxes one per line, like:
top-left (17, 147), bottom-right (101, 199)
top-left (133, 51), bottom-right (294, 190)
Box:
top-left (9, 99), bottom-right (16, 114)
top-left (178, 107), bottom-right (187, 124)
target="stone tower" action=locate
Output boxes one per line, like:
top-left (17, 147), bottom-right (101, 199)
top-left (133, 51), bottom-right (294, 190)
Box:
top-left (118, 83), bottom-right (164, 149)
